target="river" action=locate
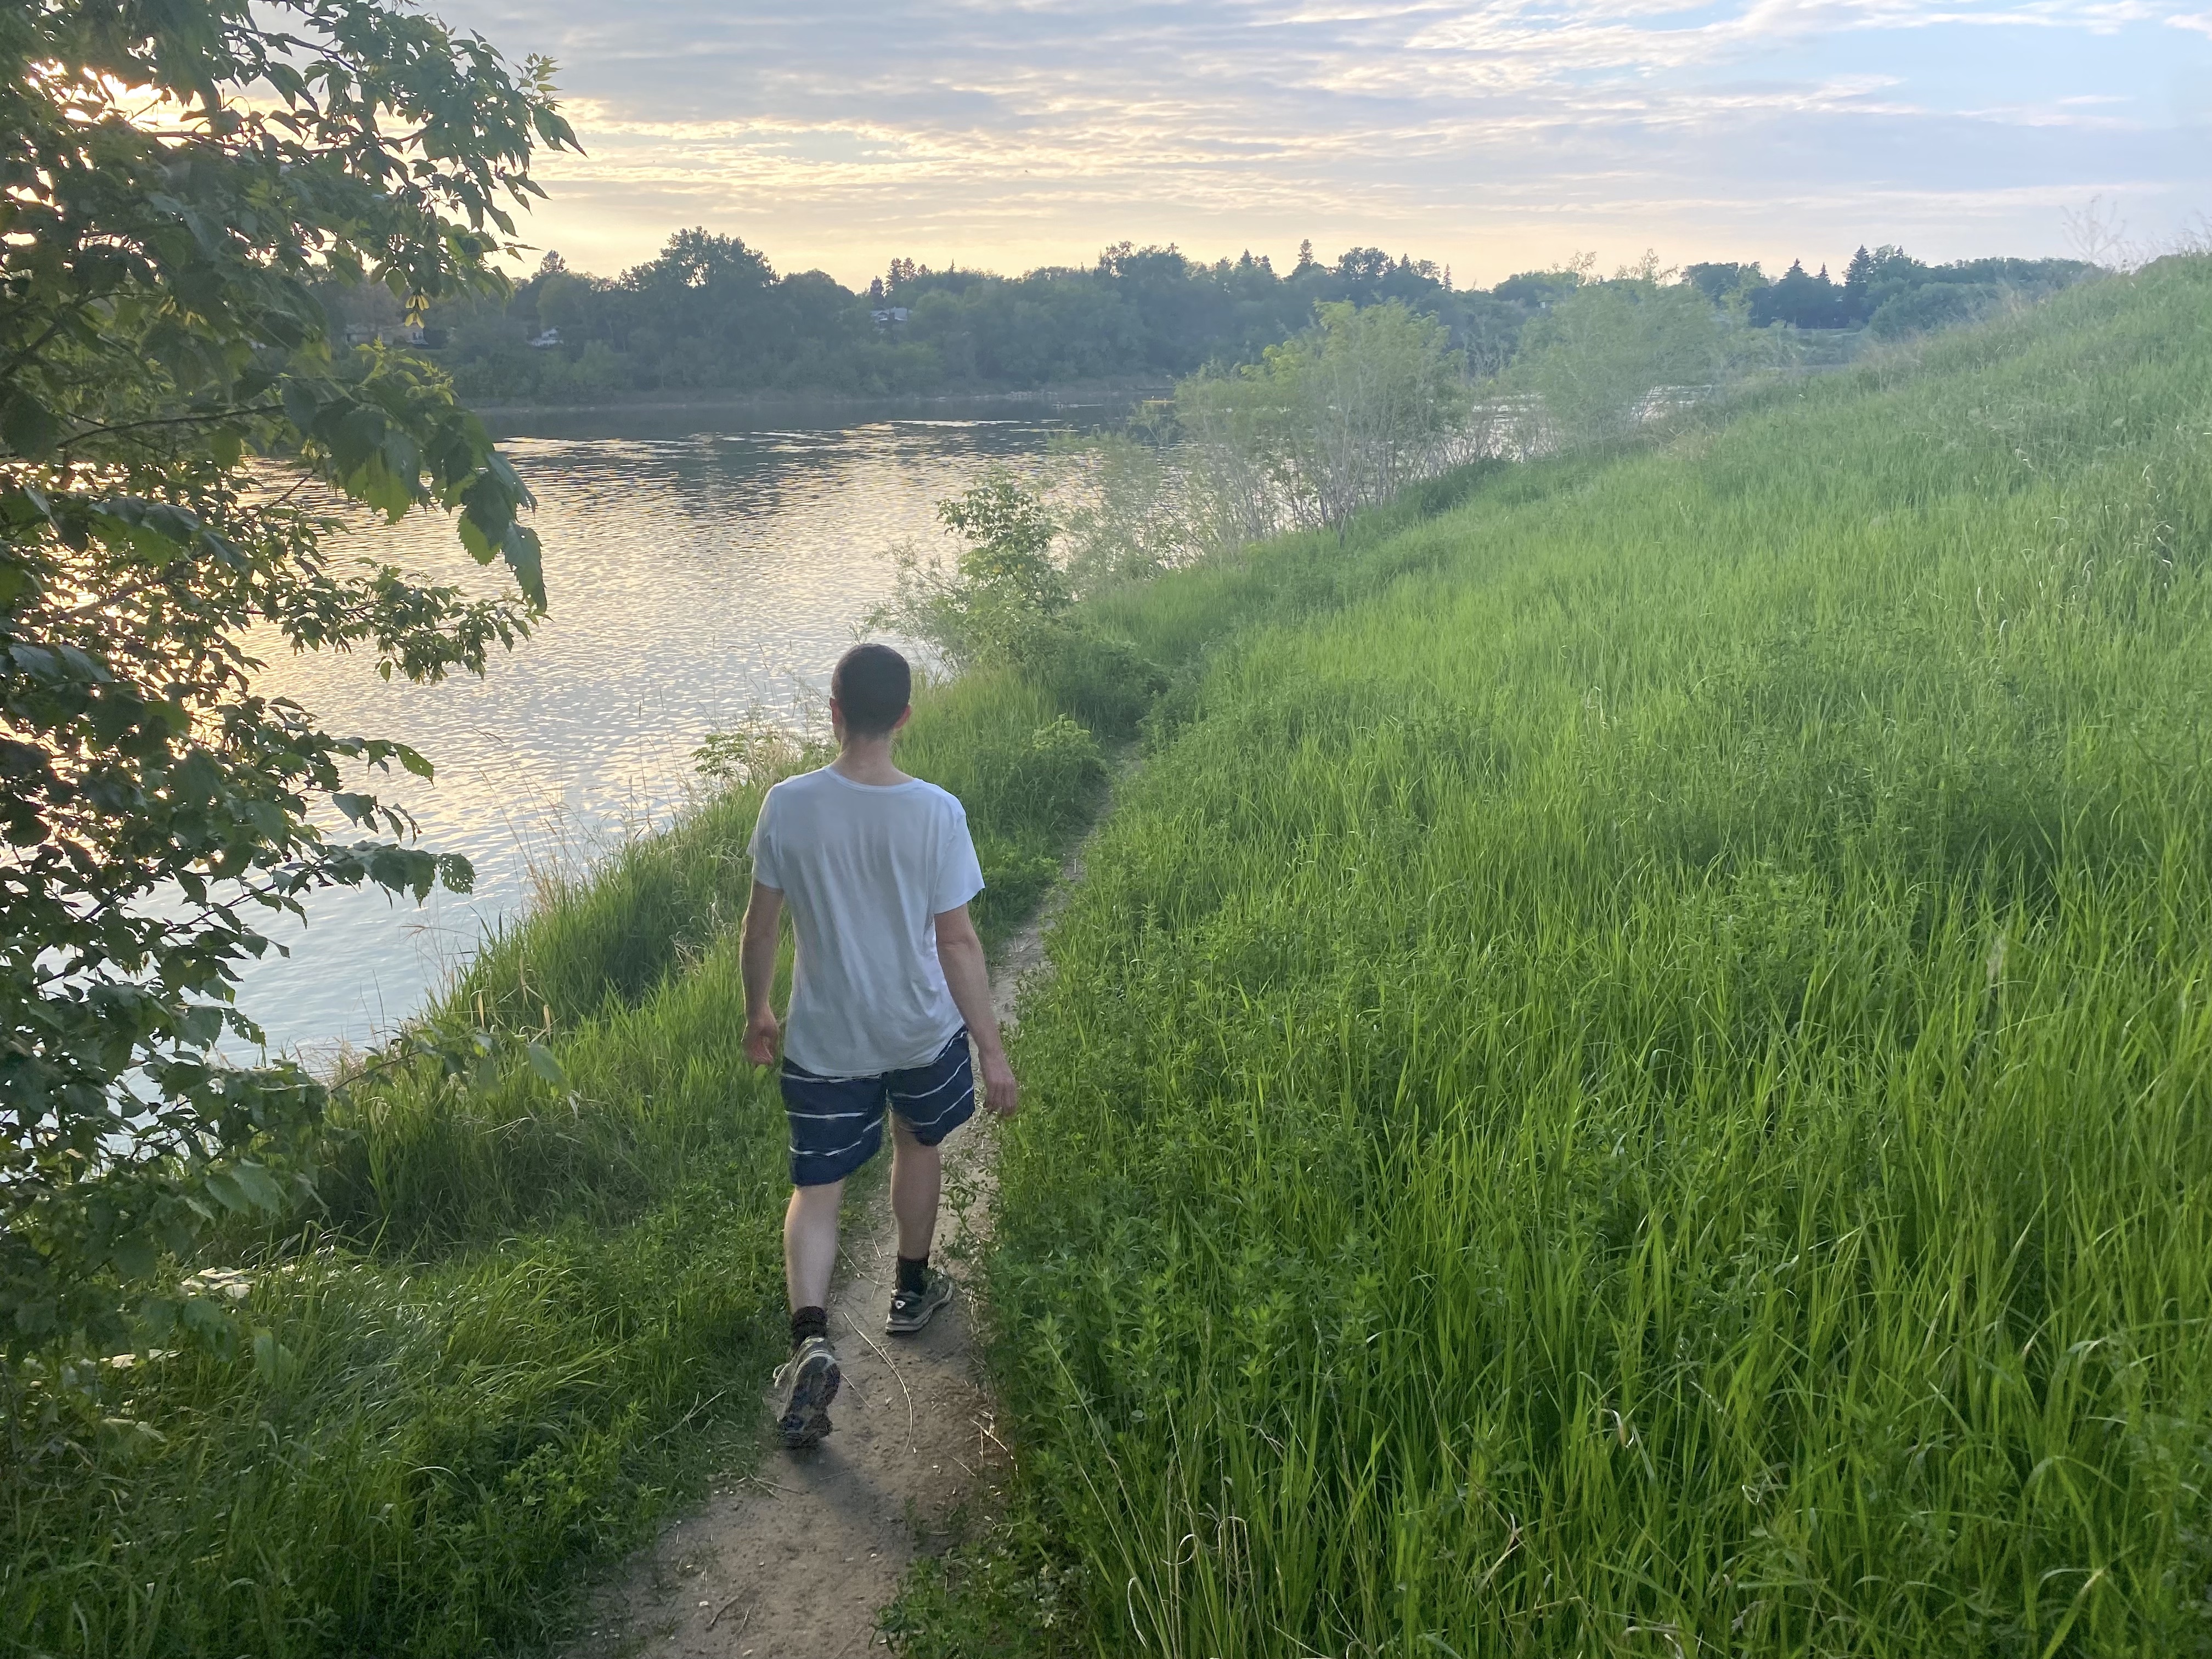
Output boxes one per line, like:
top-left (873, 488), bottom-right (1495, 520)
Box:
top-left (230, 400), bottom-right (1119, 1062)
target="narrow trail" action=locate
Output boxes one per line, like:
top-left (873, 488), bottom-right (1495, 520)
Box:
top-left (562, 805), bottom-right (1100, 1659)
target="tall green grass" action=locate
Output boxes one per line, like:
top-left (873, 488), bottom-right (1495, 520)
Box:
top-left (974, 258), bottom-right (2212, 1655)
top-left (1, 659), bottom-right (1113, 1651)
top-left (16, 258), bottom-right (2200, 1658)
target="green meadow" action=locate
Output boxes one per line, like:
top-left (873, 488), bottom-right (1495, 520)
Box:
top-left (963, 256), bottom-right (2212, 1655)
top-left (8, 256), bottom-right (2208, 1657)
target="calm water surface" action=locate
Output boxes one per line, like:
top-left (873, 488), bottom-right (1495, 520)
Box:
top-left (234, 403), bottom-right (1110, 1060)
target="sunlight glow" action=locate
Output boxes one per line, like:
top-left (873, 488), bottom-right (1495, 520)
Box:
top-left (424, 0), bottom-right (2207, 285)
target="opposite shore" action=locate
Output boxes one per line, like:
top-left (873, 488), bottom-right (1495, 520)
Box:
top-left (473, 376), bottom-right (1173, 434)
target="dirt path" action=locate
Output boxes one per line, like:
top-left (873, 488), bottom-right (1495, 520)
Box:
top-left (561, 823), bottom-right (1091, 1659)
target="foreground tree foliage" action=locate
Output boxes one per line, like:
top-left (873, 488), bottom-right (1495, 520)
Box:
top-left (0, 0), bottom-right (574, 1356)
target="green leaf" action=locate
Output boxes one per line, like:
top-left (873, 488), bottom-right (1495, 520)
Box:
top-left (110, 1234), bottom-right (159, 1281)
top-left (526, 1042), bottom-right (567, 1087)
top-left (251, 1328), bottom-right (298, 1388)
top-left (352, 453), bottom-right (413, 520)
top-left (228, 1161), bottom-right (287, 1212)
top-left (260, 309), bottom-right (307, 351)
top-left (457, 510), bottom-right (496, 565)
top-left (330, 403), bottom-right (387, 477)
top-left (461, 471), bottom-right (516, 542)
top-left (502, 522), bottom-right (546, 610)
top-left (2, 392), bottom-right (62, 459)
top-left (381, 430), bottom-right (421, 488)
top-left (279, 380), bottom-right (322, 431)
top-left (484, 449), bottom-right (527, 497)
top-left (178, 1296), bottom-right (235, 1357)
top-left (195, 527), bottom-right (249, 570)
top-left (200, 1168), bottom-right (249, 1212)
top-left (138, 1295), bottom-right (180, 1343)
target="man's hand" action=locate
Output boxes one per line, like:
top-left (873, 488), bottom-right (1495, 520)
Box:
top-left (978, 1046), bottom-right (1020, 1119)
top-left (745, 1006), bottom-right (781, 1066)
top-left (740, 881), bottom-right (784, 1068)
top-left (935, 904), bottom-right (1020, 1119)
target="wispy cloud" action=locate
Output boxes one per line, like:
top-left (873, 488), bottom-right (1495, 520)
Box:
top-left (435, 0), bottom-right (2209, 284)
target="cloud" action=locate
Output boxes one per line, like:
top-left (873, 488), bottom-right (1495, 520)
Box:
top-left (433, 0), bottom-right (2210, 283)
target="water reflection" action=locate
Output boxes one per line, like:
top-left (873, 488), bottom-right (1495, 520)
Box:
top-left (234, 404), bottom-right (1113, 1060)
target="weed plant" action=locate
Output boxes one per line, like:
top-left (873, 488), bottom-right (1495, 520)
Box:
top-left (972, 258), bottom-right (2212, 1655)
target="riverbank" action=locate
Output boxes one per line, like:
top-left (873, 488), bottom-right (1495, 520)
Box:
top-left (471, 377), bottom-right (1170, 437)
top-left (0, 670), bottom-right (1130, 1654)
top-left (0, 419), bottom-right (1464, 1654)
top-left (8, 258), bottom-right (2204, 1657)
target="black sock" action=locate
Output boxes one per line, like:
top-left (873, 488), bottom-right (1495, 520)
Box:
top-left (896, 1254), bottom-right (929, 1295)
top-left (790, 1306), bottom-right (827, 1348)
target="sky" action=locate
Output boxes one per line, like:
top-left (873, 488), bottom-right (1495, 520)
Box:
top-left (433, 0), bottom-right (2211, 291)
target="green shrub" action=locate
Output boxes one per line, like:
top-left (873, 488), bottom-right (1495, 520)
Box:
top-left (1014, 625), bottom-right (1166, 738)
top-left (1870, 279), bottom-right (2005, 338)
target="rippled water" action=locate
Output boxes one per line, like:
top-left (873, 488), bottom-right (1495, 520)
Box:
top-left (232, 403), bottom-right (1114, 1060)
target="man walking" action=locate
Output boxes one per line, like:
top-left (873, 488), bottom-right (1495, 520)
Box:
top-left (740, 642), bottom-right (1019, 1449)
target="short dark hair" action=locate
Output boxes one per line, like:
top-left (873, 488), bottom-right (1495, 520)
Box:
top-left (831, 642), bottom-right (911, 737)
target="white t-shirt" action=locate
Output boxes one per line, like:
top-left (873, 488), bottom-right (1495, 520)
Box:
top-left (747, 766), bottom-right (986, 1077)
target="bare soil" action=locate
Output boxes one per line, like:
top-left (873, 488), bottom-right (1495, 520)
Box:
top-left (560, 832), bottom-right (1082, 1659)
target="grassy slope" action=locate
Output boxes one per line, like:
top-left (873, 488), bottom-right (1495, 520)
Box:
top-left (13, 260), bottom-right (2203, 1658)
top-left (2, 366), bottom-right (1462, 1656)
top-left (967, 259), bottom-right (2212, 1656)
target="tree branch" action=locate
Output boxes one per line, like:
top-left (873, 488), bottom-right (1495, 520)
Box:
top-left (61, 403), bottom-right (281, 447)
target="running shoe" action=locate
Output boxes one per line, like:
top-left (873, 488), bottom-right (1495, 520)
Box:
top-left (771, 1335), bottom-right (840, 1447)
top-left (887, 1269), bottom-right (956, 1335)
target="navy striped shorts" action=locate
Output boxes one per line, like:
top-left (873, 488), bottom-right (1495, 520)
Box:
top-left (780, 1028), bottom-right (976, 1187)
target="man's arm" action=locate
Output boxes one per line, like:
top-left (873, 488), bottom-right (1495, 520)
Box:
top-left (934, 904), bottom-right (1019, 1118)
top-left (741, 881), bottom-right (783, 1065)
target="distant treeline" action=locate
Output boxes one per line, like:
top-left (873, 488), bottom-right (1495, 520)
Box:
top-left (1686, 246), bottom-right (2096, 334)
top-left (337, 232), bottom-right (2095, 403)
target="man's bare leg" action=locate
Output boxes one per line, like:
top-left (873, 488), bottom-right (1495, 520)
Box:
top-left (889, 1118), bottom-right (941, 1261)
top-left (886, 1118), bottom-right (956, 1333)
top-left (774, 1177), bottom-right (845, 1448)
top-left (785, 1178), bottom-right (843, 1312)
